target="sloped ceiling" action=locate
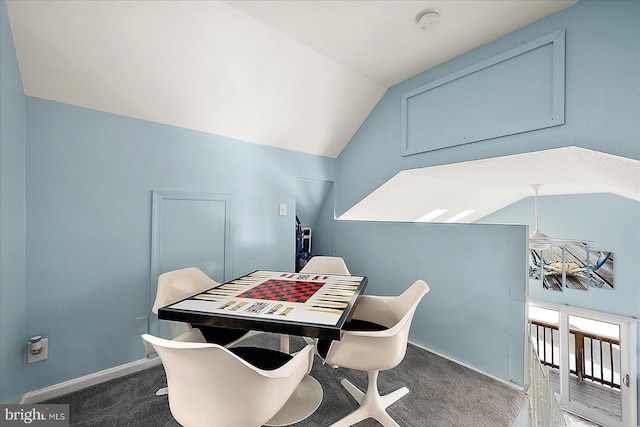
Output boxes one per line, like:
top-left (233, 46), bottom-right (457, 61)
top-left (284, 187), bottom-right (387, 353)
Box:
top-left (6, 0), bottom-right (577, 158)
top-left (339, 147), bottom-right (640, 223)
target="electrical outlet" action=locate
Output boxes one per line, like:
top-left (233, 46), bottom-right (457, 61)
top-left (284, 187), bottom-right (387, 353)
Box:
top-left (27, 338), bottom-right (48, 364)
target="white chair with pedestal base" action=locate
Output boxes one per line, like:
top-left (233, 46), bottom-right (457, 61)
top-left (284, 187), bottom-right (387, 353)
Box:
top-left (300, 256), bottom-right (351, 275)
top-left (145, 267), bottom-right (250, 395)
top-left (151, 267), bottom-right (249, 346)
top-left (316, 280), bottom-right (429, 427)
top-left (142, 332), bottom-right (315, 427)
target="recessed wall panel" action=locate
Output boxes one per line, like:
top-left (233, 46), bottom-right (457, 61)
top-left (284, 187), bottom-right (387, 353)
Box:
top-left (402, 30), bottom-right (565, 155)
top-left (151, 191), bottom-right (231, 286)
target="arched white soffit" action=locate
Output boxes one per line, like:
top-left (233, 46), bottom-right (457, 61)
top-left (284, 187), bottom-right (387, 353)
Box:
top-left (339, 147), bottom-right (640, 223)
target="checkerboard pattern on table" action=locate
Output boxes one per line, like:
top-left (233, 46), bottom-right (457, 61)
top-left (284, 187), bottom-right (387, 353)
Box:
top-left (236, 279), bottom-right (324, 303)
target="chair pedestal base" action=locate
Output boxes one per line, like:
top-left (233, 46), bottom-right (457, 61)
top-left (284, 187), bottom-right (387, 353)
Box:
top-left (265, 375), bottom-right (323, 426)
top-left (330, 370), bottom-right (409, 427)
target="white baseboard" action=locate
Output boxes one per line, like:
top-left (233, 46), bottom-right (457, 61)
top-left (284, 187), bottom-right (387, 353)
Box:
top-left (21, 337), bottom-right (525, 407)
top-left (20, 357), bottom-right (162, 404)
top-left (19, 331), bottom-right (264, 404)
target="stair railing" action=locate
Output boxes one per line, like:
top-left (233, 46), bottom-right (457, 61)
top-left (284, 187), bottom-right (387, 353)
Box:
top-left (528, 335), bottom-right (567, 426)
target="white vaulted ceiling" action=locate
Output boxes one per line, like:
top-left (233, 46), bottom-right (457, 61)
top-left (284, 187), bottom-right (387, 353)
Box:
top-left (6, 0), bottom-right (577, 158)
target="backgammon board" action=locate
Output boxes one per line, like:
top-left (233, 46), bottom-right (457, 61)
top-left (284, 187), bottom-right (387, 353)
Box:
top-left (158, 270), bottom-right (368, 340)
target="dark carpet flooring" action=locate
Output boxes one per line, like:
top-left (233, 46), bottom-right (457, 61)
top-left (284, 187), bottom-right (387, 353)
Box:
top-left (42, 333), bottom-right (527, 426)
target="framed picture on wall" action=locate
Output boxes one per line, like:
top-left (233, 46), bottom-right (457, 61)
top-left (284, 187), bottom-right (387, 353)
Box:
top-left (529, 242), bottom-right (614, 292)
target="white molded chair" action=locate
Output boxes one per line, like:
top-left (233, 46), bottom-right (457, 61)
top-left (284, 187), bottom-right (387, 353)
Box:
top-left (146, 267), bottom-right (249, 395)
top-left (317, 280), bottom-right (430, 427)
top-left (300, 256), bottom-right (350, 275)
top-left (151, 267), bottom-right (249, 347)
top-left (142, 333), bottom-right (315, 427)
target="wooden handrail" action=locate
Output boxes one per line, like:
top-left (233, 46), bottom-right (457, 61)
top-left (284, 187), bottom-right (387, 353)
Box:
top-left (529, 319), bottom-right (620, 389)
top-left (530, 320), bottom-right (560, 369)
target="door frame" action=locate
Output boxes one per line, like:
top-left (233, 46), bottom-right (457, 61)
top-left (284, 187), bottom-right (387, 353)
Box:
top-left (150, 191), bottom-right (232, 336)
top-left (529, 299), bottom-right (637, 427)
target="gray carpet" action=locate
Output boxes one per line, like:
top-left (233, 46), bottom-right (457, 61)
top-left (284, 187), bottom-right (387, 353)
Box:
top-left (42, 333), bottom-right (527, 426)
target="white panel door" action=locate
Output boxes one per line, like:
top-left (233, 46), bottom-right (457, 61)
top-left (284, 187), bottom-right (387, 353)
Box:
top-left (561, 311), bottom-right (636, 427)
top-left (530, 301), bottom-right (637, 427)
top-left (150, 192), bottom-right (231, 335)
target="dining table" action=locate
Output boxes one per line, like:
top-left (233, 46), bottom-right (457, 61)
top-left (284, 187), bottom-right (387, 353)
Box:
top-left (158, 269), bottom-right (368, 426)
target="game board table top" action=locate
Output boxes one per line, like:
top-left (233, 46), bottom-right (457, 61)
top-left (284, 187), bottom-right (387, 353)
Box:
top-left (158, 270), bottom-right (368, 340)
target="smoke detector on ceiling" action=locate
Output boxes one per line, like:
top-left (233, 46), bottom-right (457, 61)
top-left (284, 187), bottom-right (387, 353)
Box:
top-left (417, 10), bottom-right (440, 31)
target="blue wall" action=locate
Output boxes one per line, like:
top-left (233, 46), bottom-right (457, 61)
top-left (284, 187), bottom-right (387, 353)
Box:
top-left (481, 193), bottom-right (640, 319)
top-left (22, 98), bottom-right (335, 392)
top-left (0, 0), bottom-right (26, 404)
top-left (336, 0), bottom-right (639, 217)
top-left (328, 0), bottom-right (639, 417)
top-left (333, 221), bottom-right (528, 385)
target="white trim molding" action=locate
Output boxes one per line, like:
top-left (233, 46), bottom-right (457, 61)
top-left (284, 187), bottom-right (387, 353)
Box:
top-left (20, 357), bottom-right (161, 404)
